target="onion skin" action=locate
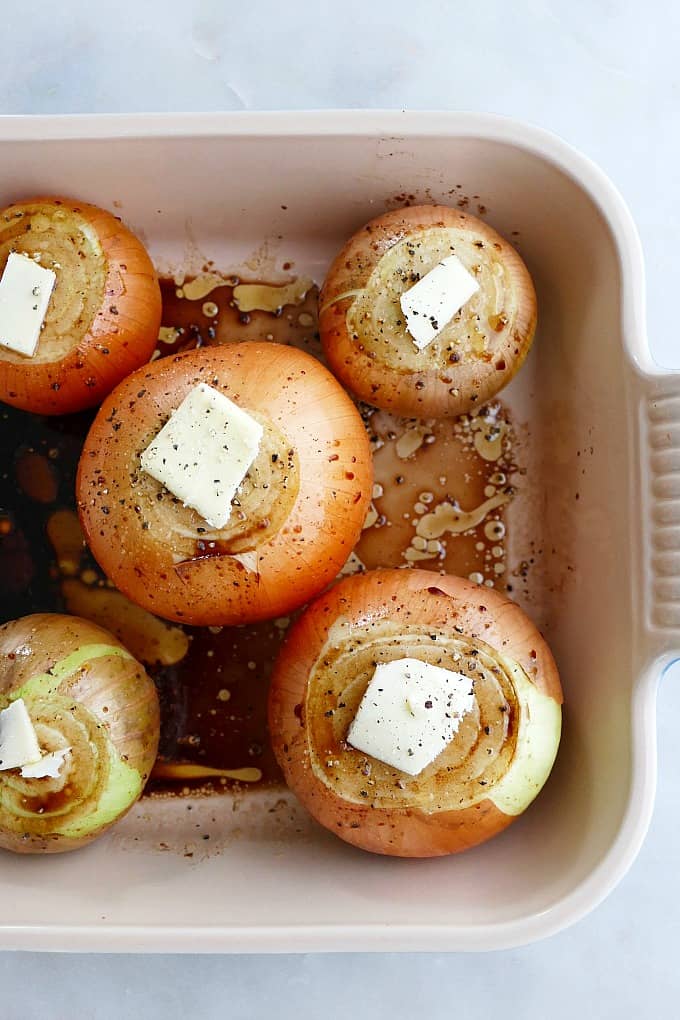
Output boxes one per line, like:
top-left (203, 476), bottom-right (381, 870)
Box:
top-left (269, 569), bottom-right (562, 858)
top-left (0, 197), bottom-right (161, 415)
top-left (0, 613), bottom-right (159, 854)
top-left (77, 342), bottom-right (373, 626)
top-left (319, 205), bottom-right (537, 418)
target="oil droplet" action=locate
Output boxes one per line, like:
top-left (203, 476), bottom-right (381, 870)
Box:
top-left (181, 273), bottom-right (226, 301)
top-left (395, 427), bottom-right (428, 460)
top-left (404, 546), bottom-right (437, 562)
top-left (158, 326), bottom-right (181, 345)
top-left (363, 503), bottom-right (379, 529)
top-left (151, 762), bottom-right (262, 783)
top-left (202, 301), bottom-right (219, 318)
top-left (468, 572), bottom-right (484, 584)
top-left (473, 418), bottom-right (507, 462)
top-left (484, 519), bottom-right (506, 541)
top-left (217, 689), bottom-right (231, 702)
top-left (233, 278), bottom-right (313, 313)
top-left (417, 493), bottom-right (510, 540)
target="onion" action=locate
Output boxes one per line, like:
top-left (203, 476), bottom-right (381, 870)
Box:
top-left (0, 197), bottom-right (161, 415)
top-left (269, 568), bottom-right (562, 857)
top-left (319, 205), bottom-right (537, 418)
top-left (76, 341), bottom-right (373, 626)
top-left (0, 613), bottom-right (159, 854)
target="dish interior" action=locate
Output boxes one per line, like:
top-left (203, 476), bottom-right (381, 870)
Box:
top-left (0, 127), bottom-right (640, 944)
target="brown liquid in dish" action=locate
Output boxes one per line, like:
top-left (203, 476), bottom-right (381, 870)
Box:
top-left (0, 271), bottom-right (517, 796)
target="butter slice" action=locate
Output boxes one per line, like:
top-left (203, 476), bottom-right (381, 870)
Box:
top-left (0, 252), bottom-right (56, 357)
top-left (140, 383), bottom-right (263, 529)
top-left (347, 657), bottom-right (475, 776)
top-left (0, 699), bottom-right (42, 771)
top-left (21, 747), bottom-right (71, 779)
top-left (400, 253), bottom-right (479, 350)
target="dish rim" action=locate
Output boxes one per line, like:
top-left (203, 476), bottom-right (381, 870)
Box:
top-left (0, 109), bottom-right (674, 952)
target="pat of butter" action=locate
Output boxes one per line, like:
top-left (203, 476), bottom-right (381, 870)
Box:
top-left (347, 657), bottom-right (475, 776)
top-left (0, 252), bottom-right (56, 357)
top-left (0, 699), bottom-right (41, 771)
top-left (21, 747), bottom-right (71, 779)
top-left (140, 383), bottom-right (264, 529)
top-left (399, 253), bottom-right (479, 350)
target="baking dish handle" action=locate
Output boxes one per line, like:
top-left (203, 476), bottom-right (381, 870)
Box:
top-left (643, 370), bottom-right (680, 663)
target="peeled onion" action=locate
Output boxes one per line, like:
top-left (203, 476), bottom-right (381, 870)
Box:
top-left (319, 205), bottom-right (537, 418)
top-left (0, 613), bottom-right (159, 854)
top-left (0, 197), bottom-right (161, 415)
top-left (77, 342), bottom-right (373, 626)
top-left (269, 568), bottom-right (562, 857)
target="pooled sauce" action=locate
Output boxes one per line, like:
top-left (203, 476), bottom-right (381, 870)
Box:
top-left (156, 275), bottom-right (322, 360)
top-left (355, 405), bottom-right (514, 586)
top-left (0, 270), bottom-right (519, 797)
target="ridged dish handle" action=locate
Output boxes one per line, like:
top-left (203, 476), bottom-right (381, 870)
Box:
top-left (644, 372), bottom-right (680, 662)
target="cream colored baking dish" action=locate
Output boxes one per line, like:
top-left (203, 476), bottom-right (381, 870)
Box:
top-left (0, 111), bottom-right (674, 952)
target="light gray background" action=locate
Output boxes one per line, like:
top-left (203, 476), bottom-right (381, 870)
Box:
top-left (2, 0), bottom-right (679, 1016)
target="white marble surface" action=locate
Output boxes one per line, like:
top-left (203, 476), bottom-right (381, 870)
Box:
top-left (1, 0), bottom-right (679, 1015)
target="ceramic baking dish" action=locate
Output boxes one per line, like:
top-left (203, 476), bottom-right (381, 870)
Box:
top-left (0, 111), bottom-right (675, 952)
